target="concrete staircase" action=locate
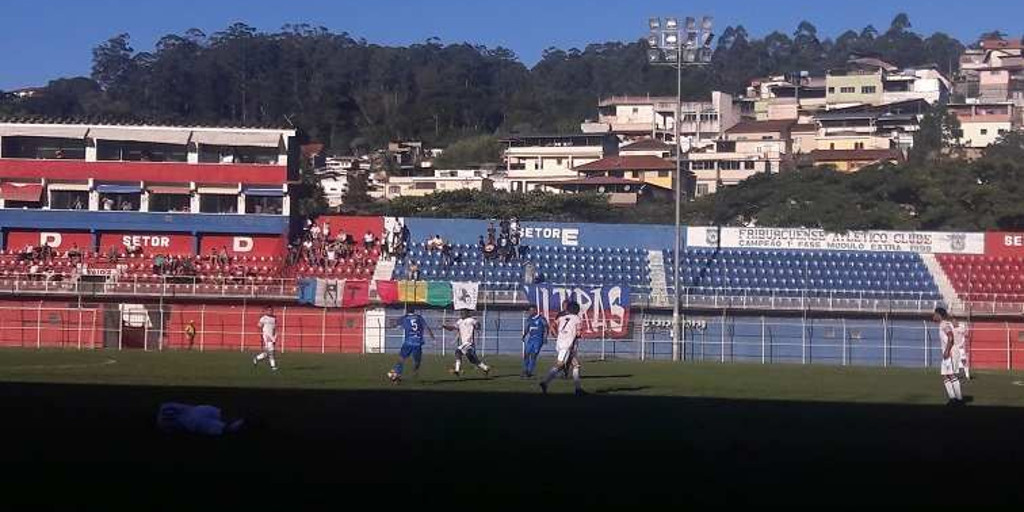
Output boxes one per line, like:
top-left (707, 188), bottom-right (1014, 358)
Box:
top-left (647, 250), bottom-right (672, 308)
top-left (921, 253), bottom-right (961, 312)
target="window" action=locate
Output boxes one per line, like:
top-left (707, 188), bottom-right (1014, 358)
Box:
top-left (199, 145), bottom-right (278, 165)
top-left (830, 143), bottom-right (836, 150)
top-left (96, 141), bottom-right (187, 162)
top-left (761, 135), bottom-right (774, 140)
top-left (861, 86), bottom-right (877, 94)
top-left (388, 186), bottom-right (401, 195)
top-left (149, 194), bottom-right (191, 213)
top-left (99, 193), bottom-right (140, 212)
top-left (0, 136), bottom-right (86, 160)
top-left (610, 171), bottom-right (625, 178)
top-left (719, 161), bottom-right (741, 170)
top-left (840, 87), bottom-right (856, 94)
top-left (245, 195), bottom-right (283, 214)
top-left (828, 87), bottom-right (835, 94)
top-left (999, 129), bottom-right (1008, 135)
top-left (850, 329), bottom-right (863, 340)
top-left (981, 129), bottom-right (988, 135)
top-left (658, 170), bottom-right (670, 177)
top-left (690, 160), bottom-right (716, 170)
top-left (631, 171), bottom-right (640, 178)
top-left (716, 141), bottom-right (736, 153)
top-left (696, 183), bottom-right (710, 196)
top-left (953, 129), bottom-right (964, 138)
top-left (413, 182), bottom-right (437, 190)
top-left (199, 195), bottom-right (237, 214)
top-left (50, 190), bottom-right (89, 210)
top-left (744, 161), bottom-right (755, 170)
top-left (631, 107), bottom-right (639, 114)
top-left (854, 142), bottom-right (865, 150)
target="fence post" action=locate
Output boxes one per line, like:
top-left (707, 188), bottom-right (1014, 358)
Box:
top-left (90, 310), bottom-right (97, 350)
top-left (36, 301), bottom-right (43, 349)
top-left (441, 308), bottom-right (447, 358)
top-left (842, 318), bottom-right (848, 366)
top-left (640, 312), bottom-right (646, 361)
top-left (601, 325), bottom-right (607, 361)
top-left (720, 309), bottom-right (726, 364)
top-left (321, 306), bottom-right (327, 354)
top-left (481, 300), bottom-right (488, 356)
top-left (77, 307), bottom-right (83, 351)
top-left (882, 315), bottom-right (889, 368)
top-left (521, 313), bottom-right (526, 361)
top-left (280, 306), bottom-right (287, 354)
top-left (117, 308), bottom-right (124, 351)
top-left (923, 320), bottom-right (929, 368)
top-left (761, 315), bottom-right (766, 365)
top-left (241, 301), bottom-right (247, 353)
top-left (1007, 322), bottom-right (1012, 371)
top-left (801, 313), bottom-right (807, 365)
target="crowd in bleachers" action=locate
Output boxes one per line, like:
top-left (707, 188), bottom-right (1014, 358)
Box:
top-left (478, 217), bottom-right (522, 263)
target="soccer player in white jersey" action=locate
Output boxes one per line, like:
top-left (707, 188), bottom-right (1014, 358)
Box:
top-left (540, 301), bottom-right (585, 396)
top-left (934, 307), bottom-right (963, 406)
top-left (953, 317), bottom-right (971, 380)
top-left (253, 306), bottom-right (279, 371)
top-left (443, 310), bottom-right (491, 377)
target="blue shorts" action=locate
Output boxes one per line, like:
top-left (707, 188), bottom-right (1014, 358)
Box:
top-left (525, 341), bottom-right (544, 355)
top-left (399, 343), bottom-right (423, 363)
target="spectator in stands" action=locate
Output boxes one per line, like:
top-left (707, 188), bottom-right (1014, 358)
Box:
top-left (67, 243), bottom-right (82, 264)
top-left (154, 254), bottom-right (167, 274)
top-left (326, 244), bottom-right (338, 268)
top-left (102, 197), bottom-right (114, 210)
top-left (218, 246), bottom-right (230, 266)
top-left (54, 148), bottom-right (65, 159)
top-left (524, 261), bottom-right (537, 284)
top-left (29, 262), bottom-right (40, 280)
top-left (427, 234), bottom-right (444, 252)
top-left (487, 223), bottom-right (496, 244)
top-left (311, 223), bottom-right (322, 240)
top-left (497, 234), bottom-right (511, 263)
top-left (126, 242), bottom-right (143, 257)
top-left (337, 229), bottom-right (347, 246)
top-left (482, 238), bottom-right (497, 261)
top-left (323, 222), bottom-right (331, 240)
top-left (364, 230), bottom-right (376, 250)
top-left (441, 243), bottom-right (454, 267)
top-left (106, 245), bottom-right (120, 263)
top-left (500, 218), bottom-right (511, 237)
top-left (400, 223), bottom-right (411, 246)
top-left (407, 262), bottom-right (420, 281)
top-left (72, 197), bottom-right (84, 210)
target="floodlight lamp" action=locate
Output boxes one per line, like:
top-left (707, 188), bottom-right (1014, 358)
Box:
top-left (664, 49), bottom-right (679, 62)
top-left (685, 17), bottom-right (696, 31)
top-left (649, 17), bottom-right (661, 31)
top-left (647, 49), bottom-right (663, 63)
top-left (701, 16), bottom-right (713, 31)
top-left (664, 33), bottom-right (679, 47)
top-left (665, 17), bottom-right (679, 30)
top-left (647, 35), bottom-right (659, 48)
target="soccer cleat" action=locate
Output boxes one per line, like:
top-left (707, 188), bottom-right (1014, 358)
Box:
top-left (449, 368), bottom-right (461, 377)
top-left (482, 366), bottom-right (491, 377)
top-left (271, 367), bottom-right (279, 372)
top-left (539, 382), bottom-right (548, 394)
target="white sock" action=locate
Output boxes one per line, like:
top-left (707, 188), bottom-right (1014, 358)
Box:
top-left (479, 362), bottom-right (490, 372)
top-left (255, 352), bottom-right (267, 362)
top-left (943, 380), bottom-right (956, 400)
top-left (951, 379), bottom-right (962, 400)
top-left (572, 367), bottom-right (581, 391)
top-left (963, 364), bottom-right (971, 379)
top-left (454, 358), bottom-right (462, 373)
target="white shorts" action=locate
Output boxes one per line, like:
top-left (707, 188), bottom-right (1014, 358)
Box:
top-left (956, 347), bottom-right (968, 364)
top-left (940, 357), bottom-right (956, 377)
top-left (556, 347), bottom-right (580, 369)
top-left (262, 337), bottom-right (276, 353)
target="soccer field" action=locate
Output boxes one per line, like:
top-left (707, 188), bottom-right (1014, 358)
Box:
top-left (3, 350), bottom-right (1024, 506)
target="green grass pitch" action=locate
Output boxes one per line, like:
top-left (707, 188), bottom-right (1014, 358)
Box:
top-left (2, 349), bottom-right (1024, 506)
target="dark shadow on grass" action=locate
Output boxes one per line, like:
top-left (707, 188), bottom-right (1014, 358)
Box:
top-left (2, 381), bottom-right (1024, 506)
top-left (592, 386), bottom-right (652, 394)
top-left (580, 374), bottom-right (633, 380)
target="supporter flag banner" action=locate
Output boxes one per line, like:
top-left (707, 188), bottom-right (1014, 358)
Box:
top-left (297, 278), bottom-right (342, 308)
top-left (376, 280), bottom-right (399, 304)
top-left (522, 285), bottom-right (631, 339)
top-left (398, 280), bottom-right (428, 303)
top-left (687, 227), bottom-right (985, 255)
top-left (427, 281), bottom-right (453, 307)
top-left (342, 280), bottom-right (370, 308)
top-left (452, 282), bottom-right (480, 310)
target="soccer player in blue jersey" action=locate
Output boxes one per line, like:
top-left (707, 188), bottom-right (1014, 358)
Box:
top-left (387, 306), bottom-right (436, 383)
top-left (521, 305), bottom-right (548, 378)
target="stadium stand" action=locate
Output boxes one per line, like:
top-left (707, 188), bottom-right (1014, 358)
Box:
top-left (667, 248), bottom-right (941, 299)
top-left (937, 254), bottom-right (1024, 302)
top-left (393, 243), bottom-right (652, 290)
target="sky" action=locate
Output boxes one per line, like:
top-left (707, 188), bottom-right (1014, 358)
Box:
top-left (2, 0), bottom-right (1023, 90)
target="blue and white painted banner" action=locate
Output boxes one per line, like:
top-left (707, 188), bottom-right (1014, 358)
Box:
top-left (521, 284), bottom-right (631, 339)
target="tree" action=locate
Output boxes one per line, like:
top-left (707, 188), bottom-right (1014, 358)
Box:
top-left (912, 105), bottom-right (962, 164)
top-left (433, 136), bottom-right (502, 169)
top-left (91, 34), bottom-right (135, 92)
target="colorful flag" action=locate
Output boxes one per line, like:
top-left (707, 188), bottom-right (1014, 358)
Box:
top-left (376, 280), bottom-right (399, 304)
top-left (342, 280), bottom-right (370, 308)
top-left (398, 280), bottom-right (427, 303)
top-left (313, 279), bottom-right (342, 308)
top-left (452, 282), bottom-right (480, 310)
top-left (426, 281), bottom-right (453, 307)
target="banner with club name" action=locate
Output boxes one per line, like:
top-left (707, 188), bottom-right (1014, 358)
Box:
top-left (521, 284), bottom-right (631, 339)
top-left (687, 227), bottom-right (985, 255)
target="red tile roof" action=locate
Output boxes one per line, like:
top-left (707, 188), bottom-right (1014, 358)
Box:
top-left (981, 39), bottom-right (1024, 51)
top-left (621, 138), bottom-right (674, 152)
top-left (725, 119), bottom-right (795, 134)
top-left (573, 155), bottom-right (675, 172)
top-left (809, 149), bottom-right (904, 162)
